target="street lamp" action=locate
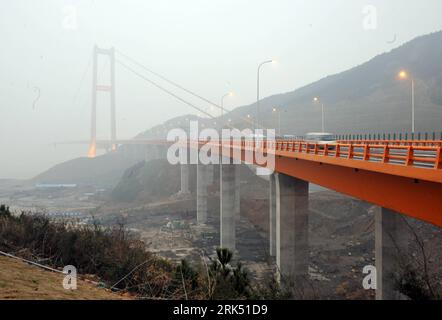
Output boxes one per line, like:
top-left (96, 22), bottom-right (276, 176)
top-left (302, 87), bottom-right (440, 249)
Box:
top-left (398, 70), bottom-right (415, 133)
top-left (272, 107), bottom-right (281, 136)
top-left (256, 59), bottom-right (275, 130)
top-left (221, 92), bottom-right (234, 115)
top-left (313, 97), bottom-right (325, 132)
top-left (220, 92), bottom-right (233, 129)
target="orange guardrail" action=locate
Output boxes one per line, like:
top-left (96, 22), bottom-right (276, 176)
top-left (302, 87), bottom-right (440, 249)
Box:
top-left (196, 138), bottom-right (442, 226)
top-left (213, 140), bottom-right (442, 172)
top-left (337, 139), bottom-right (442, 147)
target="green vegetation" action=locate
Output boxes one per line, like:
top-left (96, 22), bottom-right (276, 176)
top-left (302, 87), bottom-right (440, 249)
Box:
top-left (0, 204), bottom-right (286, 299)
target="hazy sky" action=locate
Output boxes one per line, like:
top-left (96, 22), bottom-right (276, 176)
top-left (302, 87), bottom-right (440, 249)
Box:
top-left (1, 0), bottom-right (442, 179)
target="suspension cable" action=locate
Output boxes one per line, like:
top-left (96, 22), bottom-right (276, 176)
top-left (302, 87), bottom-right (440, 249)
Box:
top-left (117, 59), bottom-right (215, 119)
top-left (115, 49), bottom-right (257, 128)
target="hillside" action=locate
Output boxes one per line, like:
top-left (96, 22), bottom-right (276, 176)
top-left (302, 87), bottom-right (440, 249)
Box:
top-left (110, 159), bottom-right (268, 203)
top-left (34, 31), bottom-right (442, 186)
top-left (111, 159), bottom-right (182, 202)
top-left (0, 255), bottom-right (126, 300)
top-left (32, 150), bottom-right (144, 187)
top-left (225, 31), bottom-right (442, 134)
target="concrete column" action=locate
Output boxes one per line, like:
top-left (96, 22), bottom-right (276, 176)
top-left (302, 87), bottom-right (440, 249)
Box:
top-left (144, 146), bottom-right (151, 161)
top-left (269, 173), bottom-right (277, 257)
top-left (152, 145), bottom-right (161, 160)
top-left (179, 146), bottom-right (190, 194)
top-left (206, 164), bottom-right (214, 186)
top-left (220, 159), bottom-right (236, 251)
top-left (197, 163), bottom-right (208, 224)
top-left (375, 207), bottom-right (408, 300)
top-left (180, 164), bottom-right (190, 194)
top-left (275, 173), bottom-right (309, 280)
top-left (234, 165), bottom-right (241, 219)
top-left (136, 145), bottom-right (144, 160)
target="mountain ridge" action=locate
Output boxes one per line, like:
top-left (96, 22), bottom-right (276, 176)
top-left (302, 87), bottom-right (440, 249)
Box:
top-left (35, 30), bottom-right (442, 185)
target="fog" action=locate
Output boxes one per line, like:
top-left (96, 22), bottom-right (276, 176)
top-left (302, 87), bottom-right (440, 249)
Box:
top-left (1, 0), bottom-right (442, 179)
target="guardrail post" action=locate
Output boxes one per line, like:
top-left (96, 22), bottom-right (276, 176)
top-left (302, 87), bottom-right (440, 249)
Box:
top-left (435, 147), bottom-right (442, 170)
top-left (362, 145), bottom-right (367, 160)
top-left (405, 147), bottom-right (413, 166)
top-left (347, 144), bottom-right (353, 159)
top-left (382, 146), bottom-right (389, 163)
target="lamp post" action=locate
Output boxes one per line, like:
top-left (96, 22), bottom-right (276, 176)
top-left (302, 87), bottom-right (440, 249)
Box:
top-left (313, 97), bottom-right (325, 132)
top-left (256, 60), bottom-right (274, 130)
top-left (221, 92), bottom-right (233, 116)
top-left (398, 70), bottom-right (415, 133)
top-left (220, 92), bottom-right (233, 129)
top-left (272, 107), bottom-right (281, 136)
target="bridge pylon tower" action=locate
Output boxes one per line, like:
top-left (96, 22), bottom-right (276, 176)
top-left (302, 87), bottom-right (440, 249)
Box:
top-left (88, 45), bottom-right (117, 158)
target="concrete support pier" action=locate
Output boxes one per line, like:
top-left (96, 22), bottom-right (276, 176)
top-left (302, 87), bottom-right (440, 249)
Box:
top-left (375, 207), bottom-right (408, 300)
top-left (180, 164), bottom-right (190, 194)
top-left (269, 173), bottom-right (277, 257)
top-left (197, 163), bottom-right (208, 224)
top-left (207, 164), bottom-right (214, 186)
top-left (275, 173), bottom-right (309, 280)
top-left (234, 165), bottom-right (241, 220)
top-left (220, 160), bottom-right (237, 251)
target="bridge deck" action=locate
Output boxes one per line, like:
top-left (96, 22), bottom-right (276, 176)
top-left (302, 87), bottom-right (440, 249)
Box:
top-left (213, 140), bottom-right (442, 227)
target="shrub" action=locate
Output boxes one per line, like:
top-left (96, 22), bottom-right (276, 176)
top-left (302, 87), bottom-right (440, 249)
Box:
top-left (0, 207), bottom-right (178, 298)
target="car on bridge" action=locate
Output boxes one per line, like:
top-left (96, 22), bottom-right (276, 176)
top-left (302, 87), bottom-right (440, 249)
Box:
top-left (305, 132), bottom-right (336, 150)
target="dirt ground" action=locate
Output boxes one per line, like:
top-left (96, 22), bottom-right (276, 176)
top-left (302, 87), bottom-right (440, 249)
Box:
top-left (0, 255), bottom-right (129, 300)
top-left (95, 189), bottom-right (377, 299)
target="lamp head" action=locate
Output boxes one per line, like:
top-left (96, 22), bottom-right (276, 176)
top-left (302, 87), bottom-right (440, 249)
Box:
top-left (398, 70), bottom-right (408, 79)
